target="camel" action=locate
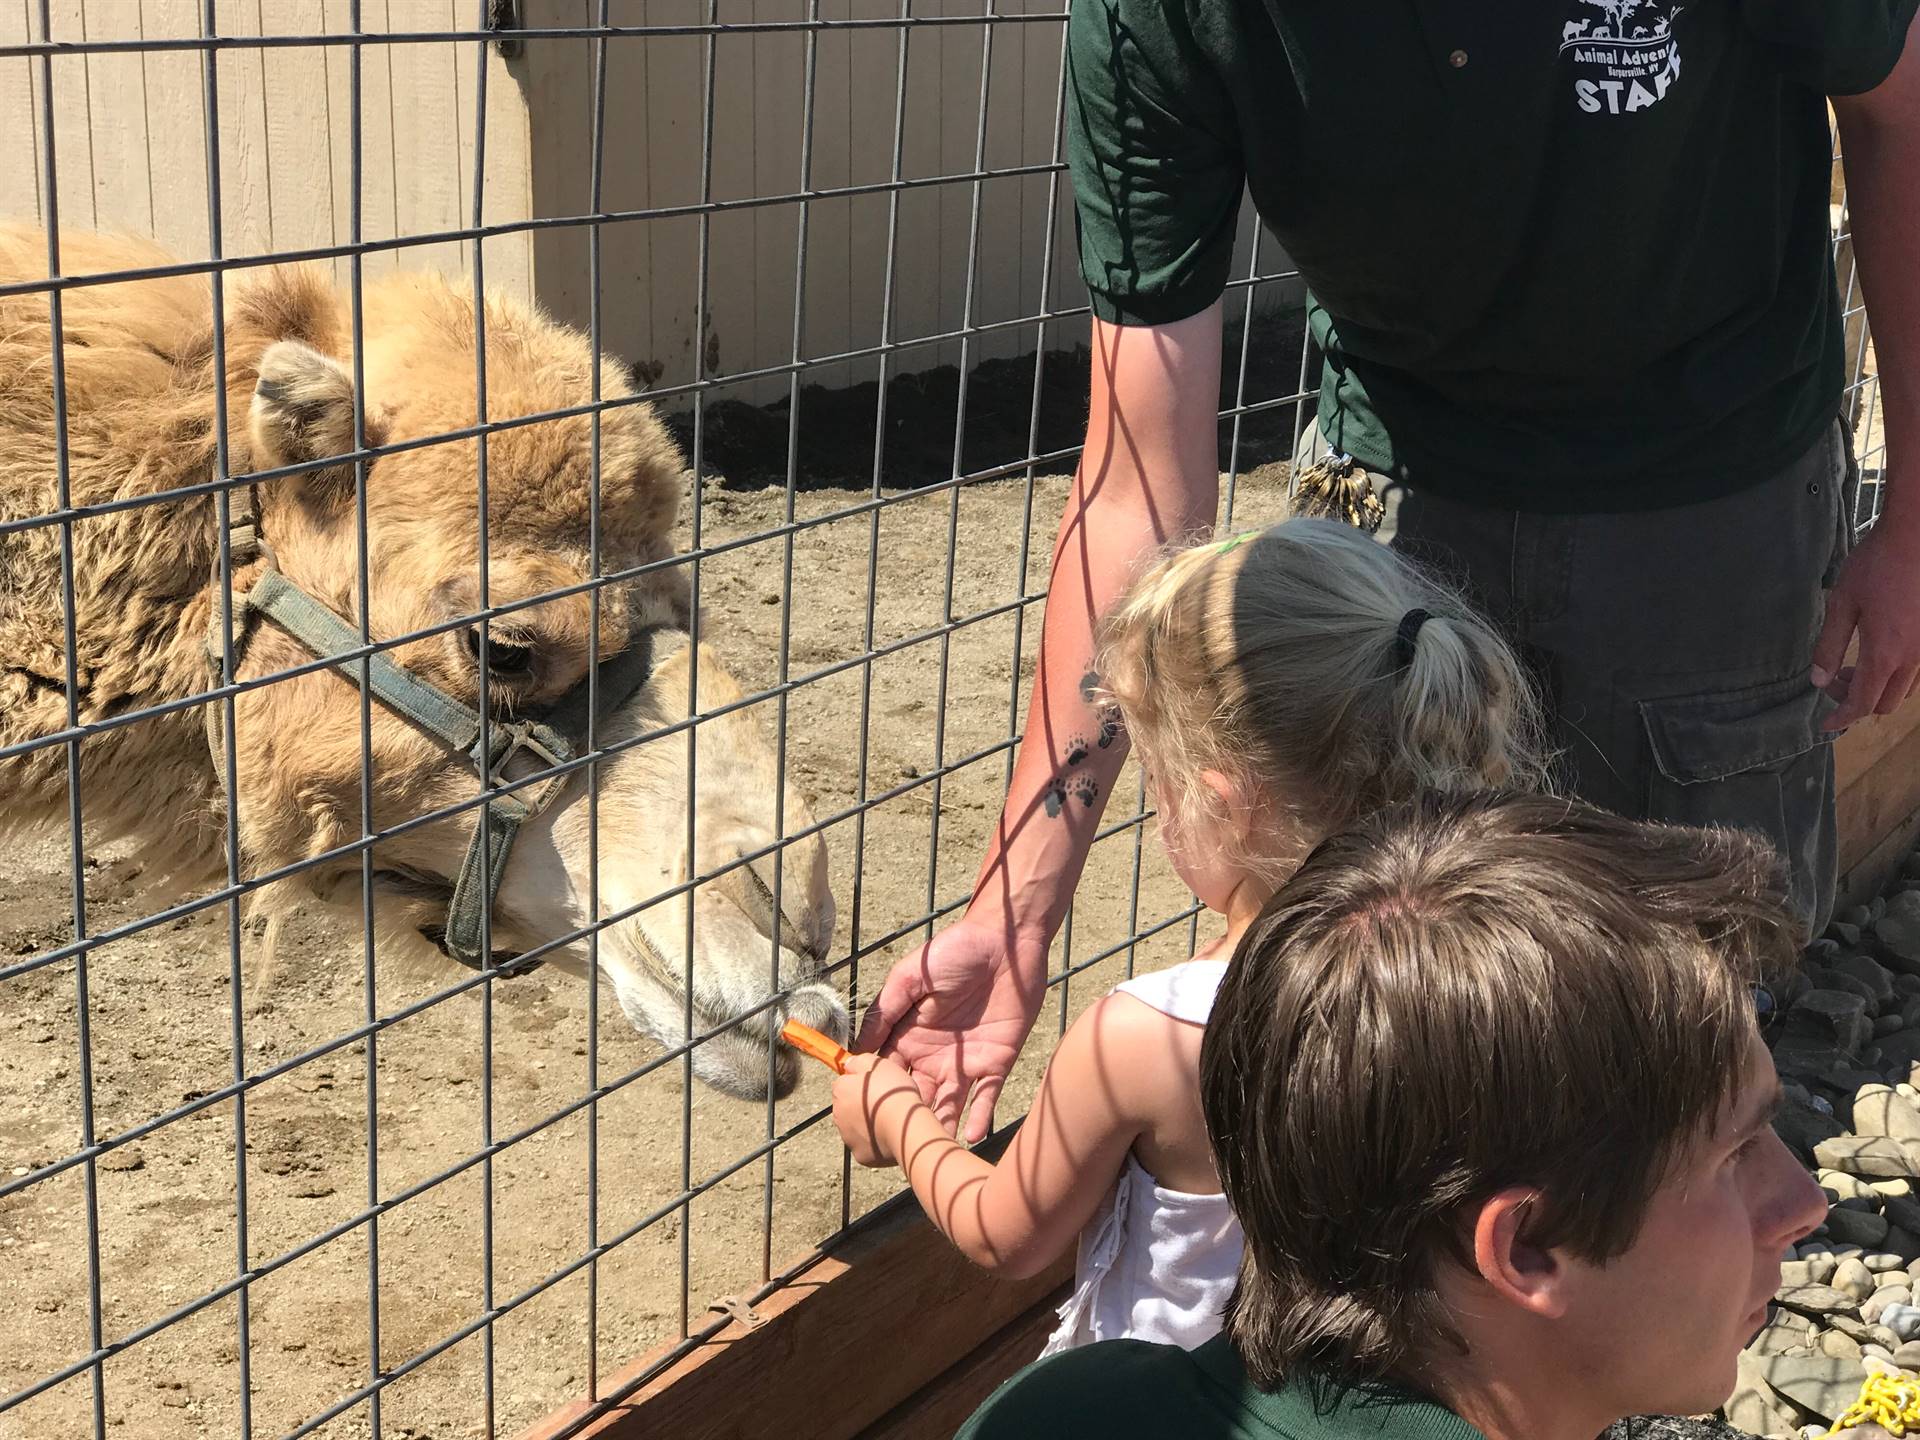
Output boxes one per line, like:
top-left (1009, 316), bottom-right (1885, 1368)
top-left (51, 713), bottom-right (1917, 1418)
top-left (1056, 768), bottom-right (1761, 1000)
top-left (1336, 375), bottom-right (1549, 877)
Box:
top-left (0, 226), bottom-right (846, 1100)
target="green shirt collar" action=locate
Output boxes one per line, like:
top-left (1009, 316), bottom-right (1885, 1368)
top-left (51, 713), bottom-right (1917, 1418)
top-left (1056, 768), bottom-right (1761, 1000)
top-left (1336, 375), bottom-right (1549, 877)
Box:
top-left (1189, 1338), bottom-right (1490, 1440)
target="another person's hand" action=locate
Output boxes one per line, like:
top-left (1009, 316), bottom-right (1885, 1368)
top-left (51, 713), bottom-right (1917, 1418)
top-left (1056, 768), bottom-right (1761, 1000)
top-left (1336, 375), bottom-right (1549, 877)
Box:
top-left (856, 915), bottom-right (1048, 1144)
top-left (830, 1052), bottom-right (925, 1168)
top-left (1814, 515), bottom-right (1920, 730)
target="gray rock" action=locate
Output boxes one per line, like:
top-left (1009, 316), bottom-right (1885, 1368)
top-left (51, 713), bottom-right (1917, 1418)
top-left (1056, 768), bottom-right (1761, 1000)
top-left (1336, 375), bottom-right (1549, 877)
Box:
top-left (1901, 991), bottom-right (1920, 1029)
top-left (1819, 971), bottom-right (1886, 1010)
top-left (1883, 1302), bottom-right (1920, 1340)
top-left (1878, 1012), bottom-right (1908, 1037)
top-left (1822, 1169), bottom-right (1881, 1201)
top-left (1795, 990), bottom-right (1876, 1051)
top-left (1833, 921), bottom-right (1865, 947)
top-left (1835, 1256), bottom-right (1879, 1301)
top-left (1895, 1339), bottom-right (1920, 1369)
top-left (1862, 1285), bottom-right (1909, 1323)
top-left (1885, 1224), bottom-right (1920, 1262)
top-left (1882, 1195), bottom-right (1920, 1233)
top-left (1876, 892), bottom-right (1920, 974)
top-left (1837, 1196), bottom-right (1881, 1214)
top-left (1750, 1321), bottom-right (1817, 1356)
top-left (1783, 1259), bottom-right (1837, 1288)
top-left (1858, 1085), bottom-right (1920, 1145)
top-left (1899, 973), bottom-right (1920, 996)
top-left (1815, 1136), bottom-right (1920, 1179)
top-left (1879, 1029), bottom-right (1920, 1074)
top-left (1778, 1094), bottom-right (1850, 1166)
top-left (1820, 1327), bottom-right (1865, 1359)
top-left (1756, 1353), bottom-right (1872, 1421)
top-left (1837, 952), bottom-right (1898, 1005)
top-left (1779, 1284), bottom-right (1864, 1317)
top-left (1828, 1313), bottom-right (1877, 1343)
top-left (1866, 1253), bottom-right (1909, 1273)
top-left (1862, 1341), bottom-right (1896, 1362)
top-left (1725, 1356), bottom-right (1810, 1440)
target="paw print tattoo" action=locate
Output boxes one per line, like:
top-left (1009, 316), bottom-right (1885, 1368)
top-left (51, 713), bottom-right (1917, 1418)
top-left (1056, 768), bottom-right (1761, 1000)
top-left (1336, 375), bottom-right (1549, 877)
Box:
top-left (1097, 711), bottom-right (1122, 749)
top-left (1065, 733), bottom-right (1092, 767)
top-left (1079, 669), bottom-right (1101, 704)
top-left (1043, 775), bottom-right (1100, 818)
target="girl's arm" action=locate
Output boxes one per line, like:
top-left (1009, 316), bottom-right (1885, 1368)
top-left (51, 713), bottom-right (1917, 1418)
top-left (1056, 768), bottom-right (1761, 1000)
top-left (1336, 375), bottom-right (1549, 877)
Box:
top-left (831, 992), bottom-right (1182, 1280)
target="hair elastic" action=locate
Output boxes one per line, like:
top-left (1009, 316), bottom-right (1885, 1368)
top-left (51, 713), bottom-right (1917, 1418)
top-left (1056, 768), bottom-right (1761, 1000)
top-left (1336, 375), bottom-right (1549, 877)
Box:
top-left (1394, 608), bottom-right (1432, 669)
top-left (1214, 529), bottom-right (1262, 555)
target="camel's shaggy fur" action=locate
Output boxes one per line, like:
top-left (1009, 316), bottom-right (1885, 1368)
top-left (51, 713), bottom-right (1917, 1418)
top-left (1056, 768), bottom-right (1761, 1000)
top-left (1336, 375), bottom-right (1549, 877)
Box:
top-left (0, 228), bottom-right (844, 1098)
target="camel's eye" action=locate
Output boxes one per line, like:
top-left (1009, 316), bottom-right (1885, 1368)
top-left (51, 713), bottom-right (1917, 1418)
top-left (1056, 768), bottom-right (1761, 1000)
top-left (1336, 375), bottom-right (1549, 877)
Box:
top-left (462, 628), bottom-right (536, 680)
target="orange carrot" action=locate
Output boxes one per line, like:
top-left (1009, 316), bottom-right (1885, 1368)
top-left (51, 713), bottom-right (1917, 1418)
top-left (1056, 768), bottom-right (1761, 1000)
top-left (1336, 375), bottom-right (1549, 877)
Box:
top-left (780, 1018), bottom-right (851, 1075)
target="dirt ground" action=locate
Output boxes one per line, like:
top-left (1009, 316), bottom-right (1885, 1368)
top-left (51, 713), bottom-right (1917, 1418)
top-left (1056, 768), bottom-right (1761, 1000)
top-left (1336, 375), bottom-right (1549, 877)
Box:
top-left (0, 334), bottom-right (1306, 1440)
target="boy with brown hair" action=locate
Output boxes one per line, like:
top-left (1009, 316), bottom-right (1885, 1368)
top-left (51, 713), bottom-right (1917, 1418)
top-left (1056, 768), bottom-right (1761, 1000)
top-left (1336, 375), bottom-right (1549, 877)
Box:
top-left (957, 792), bottom-right (1829, 1440)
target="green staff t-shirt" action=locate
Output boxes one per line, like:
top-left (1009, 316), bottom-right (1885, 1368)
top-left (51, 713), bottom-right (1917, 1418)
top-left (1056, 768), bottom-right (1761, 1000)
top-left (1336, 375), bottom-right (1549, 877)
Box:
top-left (1065, 0), bottom-right (1917, 510)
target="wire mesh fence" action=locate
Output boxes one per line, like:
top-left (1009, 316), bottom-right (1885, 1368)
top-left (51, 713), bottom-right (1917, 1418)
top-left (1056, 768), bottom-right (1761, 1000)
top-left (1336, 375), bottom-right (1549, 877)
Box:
top-left (0, 3), bottom-right (1885, 1439)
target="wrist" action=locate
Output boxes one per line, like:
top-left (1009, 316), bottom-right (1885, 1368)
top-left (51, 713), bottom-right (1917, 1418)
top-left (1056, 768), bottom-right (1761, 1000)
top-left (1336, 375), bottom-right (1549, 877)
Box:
top-left (957, 898), bottom-right (1056, 978)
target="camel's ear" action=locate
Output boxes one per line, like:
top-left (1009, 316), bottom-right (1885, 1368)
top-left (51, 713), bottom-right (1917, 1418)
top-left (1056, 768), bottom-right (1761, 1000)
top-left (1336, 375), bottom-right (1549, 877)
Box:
top-left (250, 340), bottom-right (357, 484)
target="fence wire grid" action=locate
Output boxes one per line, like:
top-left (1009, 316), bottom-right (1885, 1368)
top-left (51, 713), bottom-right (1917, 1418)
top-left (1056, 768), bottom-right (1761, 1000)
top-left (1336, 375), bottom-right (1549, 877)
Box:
top-left (0, 3), bottom-right (1887, 1439)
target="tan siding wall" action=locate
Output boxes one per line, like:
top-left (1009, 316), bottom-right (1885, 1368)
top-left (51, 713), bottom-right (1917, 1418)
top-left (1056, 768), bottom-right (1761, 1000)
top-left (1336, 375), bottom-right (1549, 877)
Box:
top-left (0, 0), bottom-right (531, 295)
top-left (0, 1), bottom-right (1290, 408)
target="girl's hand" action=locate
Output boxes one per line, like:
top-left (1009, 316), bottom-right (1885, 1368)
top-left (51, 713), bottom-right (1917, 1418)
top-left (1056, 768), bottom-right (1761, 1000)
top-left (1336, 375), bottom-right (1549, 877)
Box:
top-left (831, 1052), bottom-right (925, 1168)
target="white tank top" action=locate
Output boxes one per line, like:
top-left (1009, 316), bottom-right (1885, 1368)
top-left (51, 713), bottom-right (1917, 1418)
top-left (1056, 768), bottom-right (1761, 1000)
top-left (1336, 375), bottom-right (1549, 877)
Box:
top-left (1037, 958), bottom-right (1243, 1357)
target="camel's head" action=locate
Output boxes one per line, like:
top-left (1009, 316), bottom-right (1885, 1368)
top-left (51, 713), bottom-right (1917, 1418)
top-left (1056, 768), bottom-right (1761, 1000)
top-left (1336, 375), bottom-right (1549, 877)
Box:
top-left (220, 265), bottom-right (845, 1100)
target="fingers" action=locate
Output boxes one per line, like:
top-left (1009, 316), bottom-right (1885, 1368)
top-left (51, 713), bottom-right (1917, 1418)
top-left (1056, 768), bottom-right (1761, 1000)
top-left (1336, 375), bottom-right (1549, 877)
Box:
top-left (1830, 650), bottom-right (1893, 732)
top-left (856, 951), bottom-right (928, 1054)
top-left (930, 1075), bottom-right (965, 1135)
top-left (1877, 665), bottom-right (1920, 717)
top-left (1812, 590), bottom-right (1859, 695)
top-left (962, 1075), bottom-right (1006, 1146)
top-left (839, 1052), bottom-right (881, 1076)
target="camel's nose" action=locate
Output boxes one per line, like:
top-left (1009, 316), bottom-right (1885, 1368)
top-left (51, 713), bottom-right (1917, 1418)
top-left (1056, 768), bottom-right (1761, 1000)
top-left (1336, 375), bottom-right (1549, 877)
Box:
top-left (782, 981), bottom-right (850, 1048)
top-left (711, 844), bottom-right (830, 980)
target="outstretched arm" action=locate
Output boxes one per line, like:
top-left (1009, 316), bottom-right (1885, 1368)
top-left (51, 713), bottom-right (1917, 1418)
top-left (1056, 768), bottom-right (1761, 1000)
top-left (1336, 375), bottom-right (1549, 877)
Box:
top-left (833, 992), bottom-right (1184, 1277)
top-left (856, 306), bottom-right (1226, 1140)
top-left (1819, 40), bottom-right (1920, 725)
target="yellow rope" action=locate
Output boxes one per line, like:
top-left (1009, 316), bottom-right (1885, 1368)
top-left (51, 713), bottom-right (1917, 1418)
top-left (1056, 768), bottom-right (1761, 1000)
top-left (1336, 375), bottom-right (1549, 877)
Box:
top-left (1825, 1371), bottom-right (1920, 1436)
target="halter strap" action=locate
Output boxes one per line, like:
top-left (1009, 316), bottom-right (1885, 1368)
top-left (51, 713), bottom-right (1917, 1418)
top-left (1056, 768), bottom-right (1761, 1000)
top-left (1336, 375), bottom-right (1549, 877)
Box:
top-left (204, 501), bottom-right (656, 974)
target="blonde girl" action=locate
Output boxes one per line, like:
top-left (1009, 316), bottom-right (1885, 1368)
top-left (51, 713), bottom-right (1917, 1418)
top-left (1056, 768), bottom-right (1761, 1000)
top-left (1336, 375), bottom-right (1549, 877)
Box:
top-left (830, 517), bottom-right (1550, 1354)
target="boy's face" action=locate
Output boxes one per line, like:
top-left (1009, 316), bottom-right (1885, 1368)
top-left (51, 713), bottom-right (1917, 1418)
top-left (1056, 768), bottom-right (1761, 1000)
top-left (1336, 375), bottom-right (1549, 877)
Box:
top-left (1554, 1027), bottom-right (1825, 1416)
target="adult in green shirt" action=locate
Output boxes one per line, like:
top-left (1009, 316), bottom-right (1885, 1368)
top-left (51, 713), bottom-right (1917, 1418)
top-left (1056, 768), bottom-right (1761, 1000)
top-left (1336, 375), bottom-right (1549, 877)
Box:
top-left (861, 0), bottom-right (1920, 1143)
top-left (958, 793), bottom-right (1827, 1440)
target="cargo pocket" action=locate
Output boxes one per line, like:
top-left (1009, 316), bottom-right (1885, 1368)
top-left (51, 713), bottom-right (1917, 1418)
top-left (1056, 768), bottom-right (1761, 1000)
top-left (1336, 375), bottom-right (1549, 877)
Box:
top-left (1640, 676), bottom-right (1839, 933)
top-left (1824, 417), bottom-right (1860, 589)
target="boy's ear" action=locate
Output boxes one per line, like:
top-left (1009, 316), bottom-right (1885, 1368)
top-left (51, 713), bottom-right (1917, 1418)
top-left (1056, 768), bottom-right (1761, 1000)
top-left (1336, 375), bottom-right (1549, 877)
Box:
top-left (1470, 1187), bottom-right (1571, 1320)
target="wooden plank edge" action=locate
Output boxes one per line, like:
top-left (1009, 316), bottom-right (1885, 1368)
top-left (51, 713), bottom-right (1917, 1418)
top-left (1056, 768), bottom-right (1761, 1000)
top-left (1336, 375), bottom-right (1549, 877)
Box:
top-left (1837, 804), bottom-right (1920, 915)
top-left (854, 1284), bottom-right (1071, 1440)
top-left (1838, 705), bottom-right (1920, 882)
top-left (514, 1129), bottom-right (1072, 1440)
top-left (1835, 693), bottom-right (1920, 795)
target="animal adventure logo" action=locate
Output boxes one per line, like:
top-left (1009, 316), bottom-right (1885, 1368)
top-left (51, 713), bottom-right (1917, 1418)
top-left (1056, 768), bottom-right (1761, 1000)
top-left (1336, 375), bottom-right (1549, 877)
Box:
top-left (1561, 0), bottom-right (1683, 114)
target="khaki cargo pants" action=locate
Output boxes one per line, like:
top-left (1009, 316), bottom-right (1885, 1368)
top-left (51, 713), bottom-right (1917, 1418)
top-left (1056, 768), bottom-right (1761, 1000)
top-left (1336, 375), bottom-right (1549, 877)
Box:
top-left (1294, 419), bottom-right (1856, 936)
